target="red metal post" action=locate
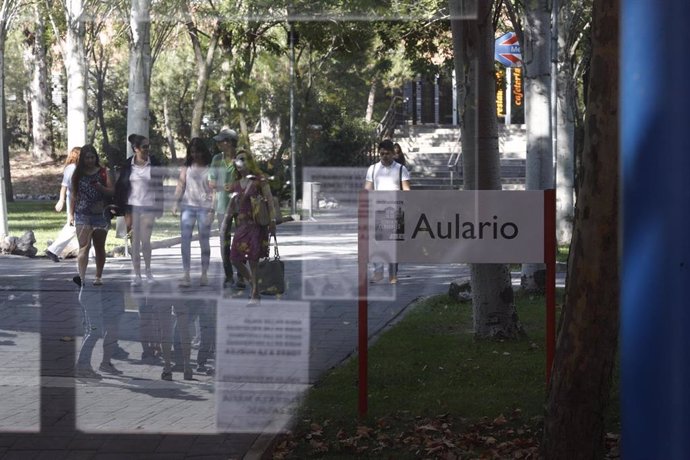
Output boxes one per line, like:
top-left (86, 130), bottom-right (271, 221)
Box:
top-left (544, 189), bottom-right (557, 383)
top-left (357, 191), bottom-right (369, 418)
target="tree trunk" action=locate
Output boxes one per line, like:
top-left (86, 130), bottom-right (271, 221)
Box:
top-left (521, 0), bottom-right (554, 291)
top-left (184, 9), bottom-right (221, 139)
top-left (542, 0), bottom-right (619, 456)
top-left (126, 0), bottom-right (152, 155)
top-left (65, 0), bottom-right (87, 150)
top-left (0, 0), bottom-right (14, 219)
top-left (451, 0), bottom-right (522, 340)
top-left (163, 98), bottom-right (176, 160)
top-left (555, 0), bottom-right (576, 245)
top-left (365, 79), bottom-right (376, 122)
top-left (26, 3), bottom-right (52, 161)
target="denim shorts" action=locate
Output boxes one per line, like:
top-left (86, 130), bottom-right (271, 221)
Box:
top-left (74, 213), bottom-right (110, 230)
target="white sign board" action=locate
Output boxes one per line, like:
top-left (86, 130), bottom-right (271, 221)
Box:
top-left (215, 299), bottom-right (310, 433)
top-left (367, 190), bottom-right (545, 264)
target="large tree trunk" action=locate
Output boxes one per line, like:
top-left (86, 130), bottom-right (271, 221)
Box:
top-left (25, 3), bottom-right (52, 161)
top-left (555, 0), bottom-right (576, 245)
top-left (126, 0), bottom-right (152, 154)
top-left (0, 0), bottom-right (15, 219)
top-left (184, 13), bottom-right (220, 139)
top-left (451, 0), bottom-right (522, 340)
top-left (163, 99), bottom-right (176, 160)
top-left (65, 0), bottom-right (87, 150)
top-left (521, 0), bottom-right (554, 291)
top-left (542, 0), bottom-right (619, 456)
top-left (365, 79), bottom-right (376, 123)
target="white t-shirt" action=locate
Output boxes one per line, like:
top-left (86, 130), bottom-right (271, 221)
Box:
top-left (62, 163), bottom-right (76, 216)
top-left (182, 165), bottom-right (213, 209)
top-left (128, 161), bottom-right (154, 207)
top-left (365, 161), bottom-right (410, 190)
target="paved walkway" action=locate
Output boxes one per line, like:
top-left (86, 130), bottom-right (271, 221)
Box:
top-left (0, 212), bottom-right (483, 459)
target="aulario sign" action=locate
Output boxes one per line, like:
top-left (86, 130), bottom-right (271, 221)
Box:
top-left (367, 190), bottom-right (546, 264)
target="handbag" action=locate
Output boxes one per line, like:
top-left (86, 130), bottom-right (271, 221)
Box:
top-left (256, 235), bottom-right (285, 295)
top-left (250, 193), bottom-right (271, 226)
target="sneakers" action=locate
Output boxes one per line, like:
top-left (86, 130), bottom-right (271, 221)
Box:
top-left (200, 273), bottom-right (209, 286)
top-left (389, 276), bottom-right (398, 284)
top-left (131, 275), bottom-right (142, 287)
top-left (145, 270), bottom-right (155, 284)
top-left (235, 277), bottom-right (247, 289)
top-left (45, 250), bottom-right (60, 262)
top-left (93, 277), bottom-right (103, 286)
top-left (74, 367), bottom-right (102, 380)
top-left (111, 346), bottom-right (130, 360)
top-left (98, 361), bottom-right (123, 375)
top-left (161, 369), bottom-right (173, 381)
top-left (223, 277), bottom-right (234, 288)
top-left (370, 272), bottom-right (384, 283)
top-left (179, 274), bottom-right (191, 288)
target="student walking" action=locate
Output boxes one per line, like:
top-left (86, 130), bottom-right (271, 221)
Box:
top-left (45, 146), bottom-right (80, 262)
top-left (69, 145), bottom-right (114, 287)
top-left (114, 134), bottom-right (165, 286)
top-left (171, 138), bottom-right (214, 287)
top-left (209, 127), bottom-right (245, 289)
top-left (364, 139), bottom-right (411, 284)
top-left (227, 149), bottom-right (277, 303)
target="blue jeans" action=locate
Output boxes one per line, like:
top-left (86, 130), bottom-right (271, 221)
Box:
top-left (76, 286), bottom-right (119, 368)
top-left (180, 206), bottom-right (213, 273)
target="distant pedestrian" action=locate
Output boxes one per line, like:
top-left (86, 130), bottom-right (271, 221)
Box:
top-left (364, 139), bottom-right (410, 284)
top-left (227, 149), bottom-right (277, 303)
top-left (172, 138), bottom-right (214, 287)
top-left (393, 142), bottom-right (409, 169)
top-left (114, 134), bottom-right (165, 286)
top-left (45, 146), bottom-right (81, 262)
top-left (209, 127), bottom-right (245, 289)
top-left (69, 144), bottom-right (113, 287)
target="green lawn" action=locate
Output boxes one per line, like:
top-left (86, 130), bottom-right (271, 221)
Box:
top-left (7, 200), bottom-right (182, 255)
top-left (274, 290), bottom-right (620, 458)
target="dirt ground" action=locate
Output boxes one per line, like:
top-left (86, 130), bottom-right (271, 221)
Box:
top-left (9, 153), bottom-right (65, 198)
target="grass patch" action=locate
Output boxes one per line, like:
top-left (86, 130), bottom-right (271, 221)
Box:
top-left (7, 200), bottom-right (183, 255)
top-left (274, 290), bottom-right (619, 458)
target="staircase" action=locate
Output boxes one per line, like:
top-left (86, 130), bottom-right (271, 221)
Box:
top-left (392, 124), bottom-right (527, 190)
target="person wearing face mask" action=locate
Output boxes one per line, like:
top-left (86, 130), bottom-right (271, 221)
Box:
top-left (226, 149), bottom-right (277, 304)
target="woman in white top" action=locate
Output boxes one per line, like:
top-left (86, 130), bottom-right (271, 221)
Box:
top-left (114, 134), bottom-right (165, 286)
top-left (45, 146), bottom-right (80, 261)
top-left (172, 137), bottom-right (214, 287)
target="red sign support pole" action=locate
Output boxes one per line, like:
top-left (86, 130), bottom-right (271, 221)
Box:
top-left (544, 189), bottom-right (557, 382)
top-left (357, 191), bottom-right (369, 418)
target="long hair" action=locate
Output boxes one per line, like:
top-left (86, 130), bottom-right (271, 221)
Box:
top-left (393, 142), bottom-right (407, 166)
top-left (185, 137), bottom-right (212, 167)
top-left (72, 144), bottom-right (100, 193)
top-left (64, 146), bottom-right (81, 167)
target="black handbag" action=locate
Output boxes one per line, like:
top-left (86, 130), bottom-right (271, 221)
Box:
top-left (256, 235), bottom-right (285, 295)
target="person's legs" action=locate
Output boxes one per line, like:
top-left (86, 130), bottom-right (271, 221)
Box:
top-left (99, 302), bottom-right (122, 374)
top-left (180, 207), bottom-right (195, 277)
top-left (129, 212), bottom-right (142, 279)
top-left (156, 302), bottom-right (174, 380)
top-left (196, 301), bottom-right (215, 371)
top-left (248, 259), bottom-right (260, 300)
top-left (389, 263), bottom-right (398, 283)
top-left (91, 228), bottom-right (108, 280)
top-left (75, 286), bottom-right (102, 376)
top-left (75, 225), bottom-right (94, 282)
top-left (220, 213), bottom-right (235, 285)
top-left (138, 213), bottom-right (156, 277)
top-left (371, 263), bottom-right (384, 282)
top-left (174, 303), bottom-right (193, 380)
top-left (198, 208), bottom-right (213, 278)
